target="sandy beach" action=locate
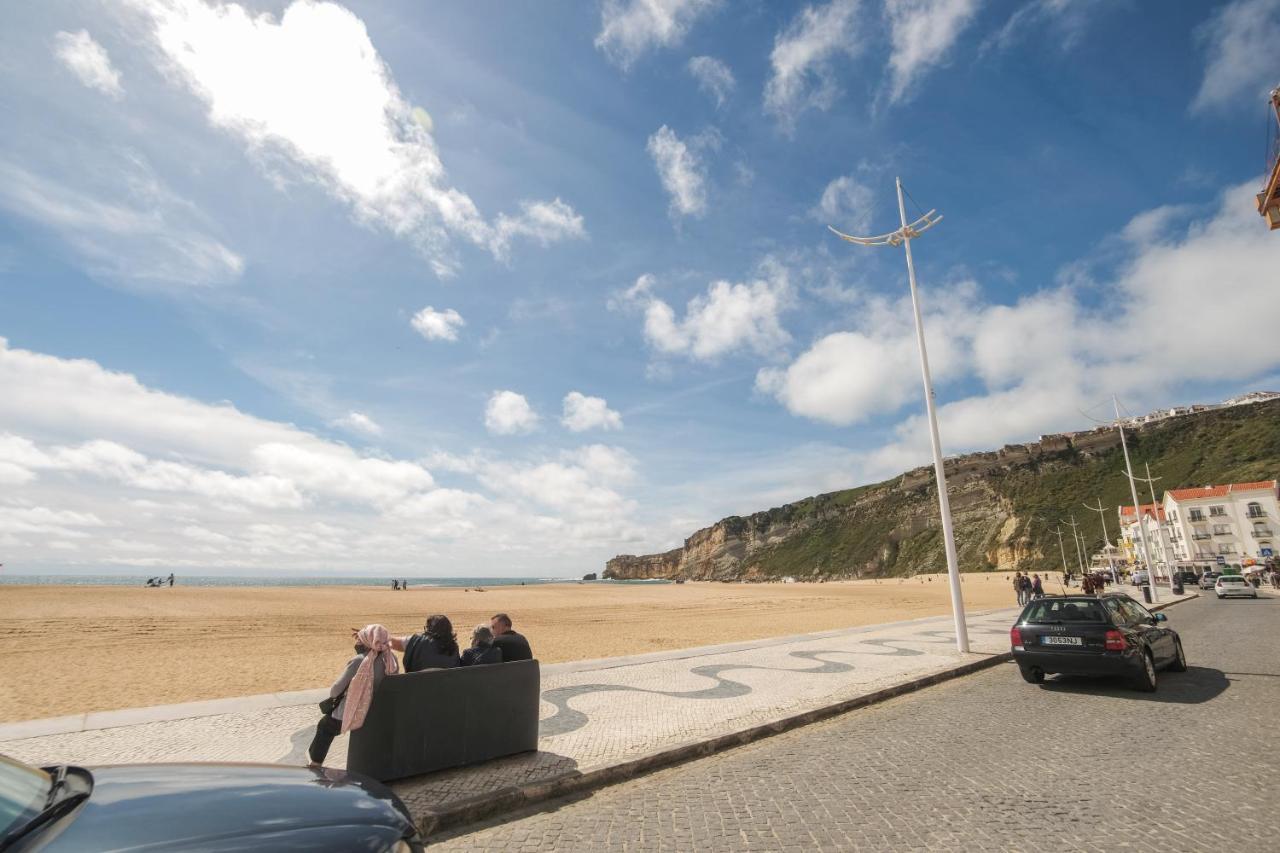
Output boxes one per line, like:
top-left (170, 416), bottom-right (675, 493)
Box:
top-left (0, 572), bottom-right (1043, 722)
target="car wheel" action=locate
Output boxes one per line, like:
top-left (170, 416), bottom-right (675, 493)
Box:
top-left (1216, 594), bottom-right (1223, 599)
top-left (1133, 650), bottom-right (1158, 692)
top-left (1168, 640), bottom-right (1187, 673)
top-left (1019, 665), bottom-right (1045, 684)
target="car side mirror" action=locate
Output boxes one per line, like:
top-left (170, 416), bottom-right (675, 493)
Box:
top-left (1153, 613), bottom-right (1167, 623)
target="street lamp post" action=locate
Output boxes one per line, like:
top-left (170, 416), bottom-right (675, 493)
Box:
top-left (1083, 499), bottom-right (1118, 583)
top-left (830, 180), bottom-right (969, 653)
top-left (1136, 463), bottom-right (1178, 593)
top-left (1055, 525), bottom-right (1071, 582)
top-left (1114, 397), bottom-right (1158, 602)
top-left (1062, 514), bottom-right (1086, 575)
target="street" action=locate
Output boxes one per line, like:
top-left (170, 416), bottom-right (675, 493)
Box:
top-left (433, 593), bottom-right (1278, 851)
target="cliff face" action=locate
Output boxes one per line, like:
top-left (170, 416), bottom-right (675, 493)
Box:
top-left (604, 398), bottom-right (1280, 581)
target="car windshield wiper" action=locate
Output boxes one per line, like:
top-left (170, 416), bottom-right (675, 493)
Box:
top-left (1, 767), bottom-right (90, 848)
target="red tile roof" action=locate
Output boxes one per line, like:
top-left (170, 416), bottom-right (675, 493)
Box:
top-left (1167, 480), bottom-right (1278, 502)
top-left (1119, 503), bottom-right (1165, 521)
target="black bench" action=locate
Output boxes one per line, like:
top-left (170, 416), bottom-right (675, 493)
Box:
top-left (346, 659), bottom-right (540, 782)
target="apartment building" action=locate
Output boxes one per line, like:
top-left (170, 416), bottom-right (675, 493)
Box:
top-left (1162, 481), bottom-right (1279, 568)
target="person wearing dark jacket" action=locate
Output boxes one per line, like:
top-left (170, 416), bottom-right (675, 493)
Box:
top-left (460, 624), bottom-right (503, 666)
top-left (489, 612), bottom-right (533, 662)
top-left (390, 614), bottom-right (461, 671)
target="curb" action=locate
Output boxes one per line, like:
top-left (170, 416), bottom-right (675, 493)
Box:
top-left (415, 590), bottom-right (1202, 839)
top-left (413, 652), bottom-right (1011, 838)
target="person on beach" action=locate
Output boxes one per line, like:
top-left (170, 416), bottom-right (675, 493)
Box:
top-left (490, 613), bottom-right (533, 662)
top-left (391, 614), bottom-right (461, 671)
top-left (167, 573), bottom-right (174, 587)
top-left (307, 623), bottom-right (399, 768)
top-left (1012, 572), bottom-right (1024, 605)
top-left (460, 624), bottom-right (503, 666)
top-left (1031, 573), bottom-right (1044, 599)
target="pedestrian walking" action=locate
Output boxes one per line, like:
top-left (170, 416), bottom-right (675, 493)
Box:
top-left (1013, 572), bottom-right (1025, 605)
top-left (1031, 574), bottom-right (1044, 599)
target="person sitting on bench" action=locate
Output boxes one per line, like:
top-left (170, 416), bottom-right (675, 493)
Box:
top-left (461, 624), bottom-right (503, 666)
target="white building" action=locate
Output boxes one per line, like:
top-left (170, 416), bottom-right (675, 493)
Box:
top-left (1118, 503), bottom-right (1172, 572)
top-left (1162, 480), bottom-right (1279, 569)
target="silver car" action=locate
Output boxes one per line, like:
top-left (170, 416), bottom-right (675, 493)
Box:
top-left (1215, 575), bottom-right (1258, 599)
top-left (1198, 572), bottom-right (1218, 590)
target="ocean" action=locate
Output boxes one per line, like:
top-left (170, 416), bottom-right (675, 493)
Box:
top-left (0, 574), bottom-right (671, 588)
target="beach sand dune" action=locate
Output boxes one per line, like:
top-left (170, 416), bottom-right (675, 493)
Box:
top-left (0, 572), bottom-right (1052, 722)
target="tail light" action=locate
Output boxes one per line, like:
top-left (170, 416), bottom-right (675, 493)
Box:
top-left (1010, 626), bottom-right (1023, 647)
top-left (1104, 629), bottom-right (1125, 651)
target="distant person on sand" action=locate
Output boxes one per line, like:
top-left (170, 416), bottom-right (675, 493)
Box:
top-left (388, 615), bottom-right (460, 671)
top-left (1031, 574), bottom-right (1044, 599)
top-left (490, 613), bottom-right (533, 662)
top-left (1012, 572), bottom-right (1024, 605)
top-left (461, 624), bottom-right (503, 666)
top-left (308, 623), bottom-right (399, 768)
top-left (167, 573), bottom-right (174, 587)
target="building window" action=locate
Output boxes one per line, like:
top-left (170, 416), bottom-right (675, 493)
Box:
top-left (1209, 506), bottom-right (1227, 517)
top-left (1247, 502), bottom-right (1265, 518)
top-left (1218, 544), bottom-right (1235, 554)
top-left (1213, 524), bottom-right (1231, 535)
top-left (1189, 510), bottom-right (1205, 522)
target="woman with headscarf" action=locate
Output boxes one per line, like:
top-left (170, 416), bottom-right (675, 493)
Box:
top-left (306, 623), bottom-right (399, 768)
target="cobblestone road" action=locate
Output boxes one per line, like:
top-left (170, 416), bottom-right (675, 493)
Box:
top-left (433, 594), bottom-right (1278, 852)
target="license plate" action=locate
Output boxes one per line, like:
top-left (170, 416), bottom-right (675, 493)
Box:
top-left (1041, 635), bottom-right (1082, 646)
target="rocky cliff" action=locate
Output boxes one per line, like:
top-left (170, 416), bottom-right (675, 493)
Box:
top-left (604, 397), bottom-right (1280, 581)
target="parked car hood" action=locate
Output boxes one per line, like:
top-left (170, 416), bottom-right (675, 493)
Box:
top-left (38, 763), bottom-right (414, 852)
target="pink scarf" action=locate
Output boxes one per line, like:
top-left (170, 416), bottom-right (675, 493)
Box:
top-left (341, 624), bottom-right (400, 734)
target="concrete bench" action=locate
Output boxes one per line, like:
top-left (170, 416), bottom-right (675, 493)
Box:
top-left (347, 659), bottom-right (540, 783)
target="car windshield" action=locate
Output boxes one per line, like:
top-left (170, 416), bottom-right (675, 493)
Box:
top-left (1219, 577), bottom-right (1245, 584)
top-left (1022, 599), bottom-right (1108, 624)
top-left (0, 755), bottom-right (51, 841)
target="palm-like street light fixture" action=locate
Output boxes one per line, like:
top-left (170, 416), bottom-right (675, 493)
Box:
top-left (830, 178), bottom-right (968, 653)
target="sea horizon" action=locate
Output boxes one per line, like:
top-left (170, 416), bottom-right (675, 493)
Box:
top-left (0, 574), bottom-right (669, 588)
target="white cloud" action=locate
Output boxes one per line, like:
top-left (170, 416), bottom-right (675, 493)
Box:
top-left (491, 199), bottom-right (586, 258)
top-left (0, 159), bottom-right (243, 289)
top-left (884, 0), bottom-right (981, 104)
top-left (410, 306), bottom-right (466, 341)
top-left (813, 174), bottom-right (876, 232)
top-left (1191, 0), bottom-right (1280, 113)
top-left (0, 337), bottom-right (433, 508)
top-left (595, 0), bottom-right (720, 69)
top-left (332, 411), bottom-right (383, 437)
top-left (687, 55), bottom-right (736, 107)
top-left (53, 29), bottom-right (123, 98)
top-left (764, 0), bottom-right (863, 131)
top-left (484, 390), bottom-right (539, 435)
top-left (627, 261), bottom-right (793, 361)
top-left (646, 125), bottom-right (711, 219)
top-left (132, 0), bottom-right (582, 275)
top-left (562, 392), bottom-right (624, 432)
top-left (984, 0), bottom-right (1101, 54)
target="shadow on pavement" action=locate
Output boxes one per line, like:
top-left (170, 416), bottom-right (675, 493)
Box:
top-left (1037, 665), bottom-right (1229, 704)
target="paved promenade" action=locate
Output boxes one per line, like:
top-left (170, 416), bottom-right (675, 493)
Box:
top-left (439, 590), bottom-right (1266, 852)
top-left (0, 588), bottom-right (1197, 836)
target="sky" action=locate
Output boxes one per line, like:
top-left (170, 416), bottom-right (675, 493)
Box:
top-left (2, 0), bottom-right (1280, 578)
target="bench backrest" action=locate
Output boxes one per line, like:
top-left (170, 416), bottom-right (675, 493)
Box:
top-left (346, 659), bottom-right (540, 782)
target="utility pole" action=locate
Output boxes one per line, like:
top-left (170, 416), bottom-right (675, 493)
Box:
top-left (1062, 514), bottom-right (1086, 575)
top-left (1055, 525), bottom-right (1071, 582)
top-left (1083, 499), bottom-right (1118, 583)
top-left (1135, 462), bottom-right (1177, 592)
top-left (830, 182), bottom-right (968, 653)
top-left (1115, 397), bottom-right (1158, 602)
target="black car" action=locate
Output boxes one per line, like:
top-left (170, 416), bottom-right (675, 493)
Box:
top-left (1010, 593), bottom-right (1186, 691)
top-left (0, 755), bottom-right (423, 852)
top-left (1176, 570), bottom-right (1198, 585)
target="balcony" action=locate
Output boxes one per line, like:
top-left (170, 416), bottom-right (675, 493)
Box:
top-left (1252, 529), bottom-right (1274, 538)
top-left (1188, 515), bottom-right (1206, 523)
top-left (1248, 510), bottom-right (1267, 519)
top-left (1192, 533), bottom-right (1212, 540)
top-left (1213, 530), bottom-right (1233, 536)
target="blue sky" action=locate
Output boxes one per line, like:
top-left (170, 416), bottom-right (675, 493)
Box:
top-left (2, 0), bottom-right (1279, 577)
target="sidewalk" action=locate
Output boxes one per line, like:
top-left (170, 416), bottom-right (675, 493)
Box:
top-left (0, 589), bottom-right (1198, 836)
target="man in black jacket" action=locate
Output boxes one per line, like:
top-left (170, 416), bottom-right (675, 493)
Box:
top-left (489, 612), bottom-right (533, 662)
